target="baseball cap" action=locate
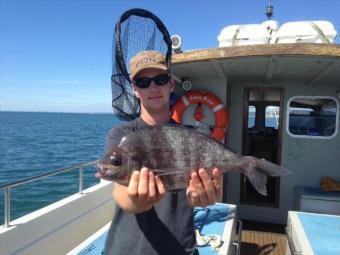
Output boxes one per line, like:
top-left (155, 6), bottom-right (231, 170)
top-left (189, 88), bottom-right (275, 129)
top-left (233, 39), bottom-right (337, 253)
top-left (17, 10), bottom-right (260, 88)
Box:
top-left (129, 50), bottom-right (168, 80)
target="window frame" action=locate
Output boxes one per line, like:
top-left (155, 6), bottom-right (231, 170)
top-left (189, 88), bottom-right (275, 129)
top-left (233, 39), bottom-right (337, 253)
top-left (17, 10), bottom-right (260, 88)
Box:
top-left (286, 96), bottom-right (339, 139)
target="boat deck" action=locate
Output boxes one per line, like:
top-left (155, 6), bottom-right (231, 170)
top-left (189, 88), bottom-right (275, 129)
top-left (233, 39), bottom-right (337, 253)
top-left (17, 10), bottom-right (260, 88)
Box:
top-left (239, 220), bottom-right (287, 255)
top-left (67, 208), bottom-right (288, 255)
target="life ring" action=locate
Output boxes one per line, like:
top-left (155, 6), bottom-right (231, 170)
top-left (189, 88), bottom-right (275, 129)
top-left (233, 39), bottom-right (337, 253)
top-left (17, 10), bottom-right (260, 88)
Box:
top-left (171, 90), bottom-right (229, 140)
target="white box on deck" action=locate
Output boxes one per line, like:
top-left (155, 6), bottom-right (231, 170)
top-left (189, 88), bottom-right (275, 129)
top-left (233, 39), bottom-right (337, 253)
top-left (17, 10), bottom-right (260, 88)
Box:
top-left (217, 20), bottom-right (337, 47)
top-left (275, 21), bottom-right (337, 44)
top-left (217, 22), bottom-right (277, 47)
top-left (285, 211), bottom-right (340, 255)
top-left (295, 186), bottom-right (340, 215)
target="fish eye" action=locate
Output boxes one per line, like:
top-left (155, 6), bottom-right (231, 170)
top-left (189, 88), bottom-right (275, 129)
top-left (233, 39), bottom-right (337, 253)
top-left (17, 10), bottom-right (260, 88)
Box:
top-left (110, 152), bottom-right (123, 166)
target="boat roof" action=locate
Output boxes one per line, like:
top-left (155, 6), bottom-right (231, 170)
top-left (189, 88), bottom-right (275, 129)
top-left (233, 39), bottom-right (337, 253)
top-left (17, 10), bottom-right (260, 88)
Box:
top-left (172, 43), bottom-right (340, 85)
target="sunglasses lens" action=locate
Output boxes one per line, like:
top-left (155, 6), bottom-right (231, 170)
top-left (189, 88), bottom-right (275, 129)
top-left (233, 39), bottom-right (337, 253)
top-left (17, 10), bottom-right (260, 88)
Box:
top-left (154, 75), bottom-right (170, 85)
top-left (134, 74), bottom-right (170, 88)
top-left (134, 78), bottom-right (151, 88)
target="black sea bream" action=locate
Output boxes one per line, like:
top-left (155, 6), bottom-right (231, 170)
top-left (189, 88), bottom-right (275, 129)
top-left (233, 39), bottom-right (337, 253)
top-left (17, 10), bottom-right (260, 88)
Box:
top-left (96, 125), bottom-right (290, 195)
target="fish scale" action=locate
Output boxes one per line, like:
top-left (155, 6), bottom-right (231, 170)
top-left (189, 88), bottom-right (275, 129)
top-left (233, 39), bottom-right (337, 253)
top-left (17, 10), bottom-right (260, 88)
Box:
top-left (97, 125), bottom-right (290, 195)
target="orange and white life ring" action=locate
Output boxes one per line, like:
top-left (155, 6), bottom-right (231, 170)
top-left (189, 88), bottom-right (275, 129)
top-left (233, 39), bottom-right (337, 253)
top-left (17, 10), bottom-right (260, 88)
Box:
top-left (171, 90), bottom-right (229, 140)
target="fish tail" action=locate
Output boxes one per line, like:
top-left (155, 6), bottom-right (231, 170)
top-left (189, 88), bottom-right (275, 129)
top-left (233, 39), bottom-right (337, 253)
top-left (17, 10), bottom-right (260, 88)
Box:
top-left (239, 156), bottom-right (291, 196)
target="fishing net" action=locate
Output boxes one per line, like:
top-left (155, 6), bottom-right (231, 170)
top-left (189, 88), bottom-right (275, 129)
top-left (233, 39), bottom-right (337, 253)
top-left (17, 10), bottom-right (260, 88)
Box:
top-left (111, 8), bottom-right (172, 120)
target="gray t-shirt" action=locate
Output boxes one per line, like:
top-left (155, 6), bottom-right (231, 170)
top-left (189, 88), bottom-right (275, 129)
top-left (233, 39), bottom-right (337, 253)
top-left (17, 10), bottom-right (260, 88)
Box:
top-left (104, 118), bottom-right (198, 255)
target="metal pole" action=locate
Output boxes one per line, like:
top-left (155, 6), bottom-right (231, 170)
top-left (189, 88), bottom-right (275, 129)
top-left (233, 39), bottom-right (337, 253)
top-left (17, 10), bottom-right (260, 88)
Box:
top-left (0, 160), bottom-right (99, 228)
top-left (79, 167), bottom-right (84, 195)
top-left (4, 187), bottom-right (10, 227)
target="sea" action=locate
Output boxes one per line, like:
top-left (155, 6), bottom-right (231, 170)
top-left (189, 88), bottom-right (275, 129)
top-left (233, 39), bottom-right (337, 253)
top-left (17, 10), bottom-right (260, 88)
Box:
top-left (0, 111), bottom-right (276, 226)
top-left (0, 111), bottom-right (121, 225)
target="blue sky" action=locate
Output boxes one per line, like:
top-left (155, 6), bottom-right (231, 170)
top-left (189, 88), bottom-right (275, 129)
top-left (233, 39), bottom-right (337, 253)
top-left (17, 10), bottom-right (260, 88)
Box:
top-left (1, 0), bottom-right (340, 113)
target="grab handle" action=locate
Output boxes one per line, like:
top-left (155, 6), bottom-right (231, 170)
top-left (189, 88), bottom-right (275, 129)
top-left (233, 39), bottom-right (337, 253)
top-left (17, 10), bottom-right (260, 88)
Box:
top-left (285, 226), bottom-right (303, 255)
top-left (231, 219), bottom-right (243, 255)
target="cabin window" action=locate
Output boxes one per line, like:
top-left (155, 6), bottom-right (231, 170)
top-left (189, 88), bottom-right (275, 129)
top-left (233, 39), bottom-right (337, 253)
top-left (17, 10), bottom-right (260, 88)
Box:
top-left (265, 106), bottom-right (280, 129)
top-left (287, 97), bottom-right (338, 138)
top-left (248, 105), bottom-right (256, 128)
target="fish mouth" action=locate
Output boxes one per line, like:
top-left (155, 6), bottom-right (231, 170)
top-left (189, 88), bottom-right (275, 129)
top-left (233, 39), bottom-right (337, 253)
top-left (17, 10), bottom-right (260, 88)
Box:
top-left (96, 164), bottom-right (121, 179)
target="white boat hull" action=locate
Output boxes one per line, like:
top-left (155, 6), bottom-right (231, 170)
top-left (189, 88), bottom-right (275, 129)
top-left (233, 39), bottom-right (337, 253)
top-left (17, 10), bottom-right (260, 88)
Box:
top-left (0, 181), bottom-right (114, 255)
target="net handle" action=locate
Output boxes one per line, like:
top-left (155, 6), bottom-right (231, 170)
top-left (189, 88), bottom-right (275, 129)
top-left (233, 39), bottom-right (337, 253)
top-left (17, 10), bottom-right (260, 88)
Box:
top-left (115, 8), bottom-right (172, 84)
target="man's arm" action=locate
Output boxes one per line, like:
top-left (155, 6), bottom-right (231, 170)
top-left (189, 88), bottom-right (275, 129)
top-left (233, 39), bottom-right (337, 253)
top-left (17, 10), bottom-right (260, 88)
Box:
top-left (113, 167), bottom-right (166, 213)
top-left (186, 168), bottom-right (222, 208)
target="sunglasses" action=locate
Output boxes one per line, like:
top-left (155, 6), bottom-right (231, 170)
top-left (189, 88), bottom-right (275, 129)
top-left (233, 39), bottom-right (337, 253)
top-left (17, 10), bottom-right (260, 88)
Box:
top-left (133, 74), bottom-right (171, 89)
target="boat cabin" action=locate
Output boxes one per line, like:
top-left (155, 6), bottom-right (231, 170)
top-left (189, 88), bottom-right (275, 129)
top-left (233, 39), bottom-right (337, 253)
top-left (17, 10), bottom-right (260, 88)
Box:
top-left (171, 23), bottom-right (340, 223)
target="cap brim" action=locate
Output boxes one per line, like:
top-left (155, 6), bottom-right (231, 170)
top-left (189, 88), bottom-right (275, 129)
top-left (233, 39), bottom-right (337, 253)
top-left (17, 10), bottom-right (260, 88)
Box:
top-left (131, 64), bottom-right (168, 80)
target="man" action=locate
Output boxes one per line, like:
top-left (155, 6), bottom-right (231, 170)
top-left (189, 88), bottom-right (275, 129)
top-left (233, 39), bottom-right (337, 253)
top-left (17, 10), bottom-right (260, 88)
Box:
top-left (104, 50), bottom-right (222, 255)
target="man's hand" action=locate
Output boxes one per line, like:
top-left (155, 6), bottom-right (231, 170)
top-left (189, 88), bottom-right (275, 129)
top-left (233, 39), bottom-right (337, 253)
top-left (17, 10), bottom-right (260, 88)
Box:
top-left (114, 167), bottom-right (166, 213)
top-left (186, 168), bottom-right (222, 208)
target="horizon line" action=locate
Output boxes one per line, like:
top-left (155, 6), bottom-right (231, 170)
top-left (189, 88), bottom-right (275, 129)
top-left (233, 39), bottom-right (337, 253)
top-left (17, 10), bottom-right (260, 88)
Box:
top-left (0, 110), bottom-right (115, 114)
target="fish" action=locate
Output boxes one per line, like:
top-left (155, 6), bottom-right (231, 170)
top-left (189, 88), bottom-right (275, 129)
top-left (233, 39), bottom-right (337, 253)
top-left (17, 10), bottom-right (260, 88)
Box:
top-left (96, 125), bottom-right (290, 195)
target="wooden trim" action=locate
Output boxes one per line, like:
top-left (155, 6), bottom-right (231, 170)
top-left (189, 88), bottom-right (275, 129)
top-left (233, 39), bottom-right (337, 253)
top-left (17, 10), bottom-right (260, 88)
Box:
top-left (222, 78), bottom-right (232, 203)
top-left (277, 89), bottom-right (285, 166)
top-left (172, 43), bottom-right (340, 64)
top-left (241, 89), bottom-right (249, 200)
top-left (242, 89), bottom-right (249, 156)
top-left (276, 88), bottom-right (285, 206)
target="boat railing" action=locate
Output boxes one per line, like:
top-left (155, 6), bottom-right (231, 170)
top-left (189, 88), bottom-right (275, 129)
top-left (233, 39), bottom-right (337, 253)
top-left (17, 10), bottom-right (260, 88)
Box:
top-left (0, 160), bottom-right (99, 228)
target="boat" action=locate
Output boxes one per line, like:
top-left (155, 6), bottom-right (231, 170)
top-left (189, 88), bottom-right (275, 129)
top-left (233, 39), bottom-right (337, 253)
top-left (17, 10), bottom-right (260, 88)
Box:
top-left (170, 11), bottom-right (340, 255)
top-left (1, 3), bottom-right (340, 255)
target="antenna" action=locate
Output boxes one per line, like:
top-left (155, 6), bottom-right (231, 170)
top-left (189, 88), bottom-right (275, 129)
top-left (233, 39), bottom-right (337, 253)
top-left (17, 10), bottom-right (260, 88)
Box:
top-left (266, 0), bottom-right (274, 19)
